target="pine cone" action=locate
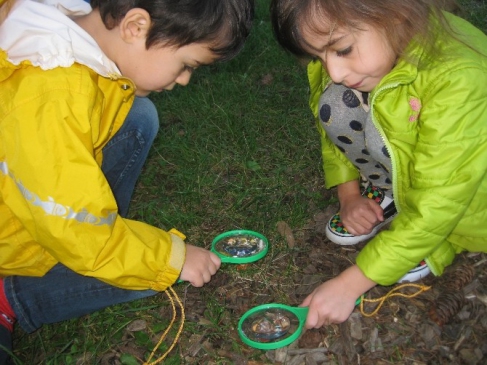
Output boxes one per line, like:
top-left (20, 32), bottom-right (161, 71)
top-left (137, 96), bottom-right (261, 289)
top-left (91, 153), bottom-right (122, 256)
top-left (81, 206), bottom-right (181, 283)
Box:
top-left (466, 299), bottom-right (484, 320)
top-left (440, 264), bottom-right (476, 291)
top-left (429, 291), bottom-right (466, 326)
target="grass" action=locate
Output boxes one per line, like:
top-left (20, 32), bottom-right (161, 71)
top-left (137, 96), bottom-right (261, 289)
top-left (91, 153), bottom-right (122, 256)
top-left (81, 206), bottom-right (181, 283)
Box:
top-left (459, 0), bottom-right (487, 33)
top-left (11, 0), bottom-right (487, 364)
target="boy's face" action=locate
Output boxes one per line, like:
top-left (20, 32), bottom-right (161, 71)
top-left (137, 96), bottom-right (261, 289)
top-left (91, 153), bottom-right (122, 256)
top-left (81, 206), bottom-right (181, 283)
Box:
top-left (301, 20), bottom-right (397, 92)
top-left (117, 41), bottom-right (217, 97)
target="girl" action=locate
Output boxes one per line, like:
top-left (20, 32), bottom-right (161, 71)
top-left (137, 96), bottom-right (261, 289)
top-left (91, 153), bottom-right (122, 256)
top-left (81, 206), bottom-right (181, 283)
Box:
top-left (270, 0), bottom-right (487, 328)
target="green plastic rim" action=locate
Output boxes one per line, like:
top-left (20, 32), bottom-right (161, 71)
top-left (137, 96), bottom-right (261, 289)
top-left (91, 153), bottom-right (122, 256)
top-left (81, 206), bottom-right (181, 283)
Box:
top-left (238, 299), bottom-right (362, 349)
top-left (238, 304), bottom-right (309, 350)
top-left (211, 230), bottom-right (269, 264)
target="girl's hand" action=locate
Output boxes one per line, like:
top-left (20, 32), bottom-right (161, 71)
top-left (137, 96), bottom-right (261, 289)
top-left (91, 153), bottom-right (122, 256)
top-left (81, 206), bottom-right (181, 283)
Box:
top-left (179, 244), bottom-right (221, 287)
top-left (300, 265), bottom-right (376, 328)
top-left (301, 277), bottom-right (357, 327)
top-left (336, 180), bottom-right (383, 236)
top-left (340, 195), bottom-right (384, 236)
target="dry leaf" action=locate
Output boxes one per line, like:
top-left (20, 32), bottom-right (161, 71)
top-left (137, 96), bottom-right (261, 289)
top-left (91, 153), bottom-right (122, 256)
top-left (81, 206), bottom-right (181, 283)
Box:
top-left (126, 319), bottom-right (147, 332)
top-left (276, 220), bottom-right (296, 248)
top-left (260, 73), bottom-right (273, 85)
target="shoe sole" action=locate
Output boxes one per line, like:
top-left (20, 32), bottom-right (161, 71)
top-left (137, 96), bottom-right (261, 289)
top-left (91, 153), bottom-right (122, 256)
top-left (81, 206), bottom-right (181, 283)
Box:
top-left (325, 191), bottom-right (396, 246)
top-left (325, 214), bottom-right (395, 246)
top-left (398, 263), bottom-right (431, 283)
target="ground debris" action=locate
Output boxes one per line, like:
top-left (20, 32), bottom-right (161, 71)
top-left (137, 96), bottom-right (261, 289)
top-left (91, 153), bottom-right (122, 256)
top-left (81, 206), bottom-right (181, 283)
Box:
top-left (173, 219), bottom-right (487, 365)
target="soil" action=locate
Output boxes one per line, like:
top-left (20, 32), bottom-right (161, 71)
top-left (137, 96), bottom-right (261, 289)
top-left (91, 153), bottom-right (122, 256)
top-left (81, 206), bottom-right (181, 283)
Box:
top-left (180, 207), bottom-right (487, 365)
top-left (171, 207), bottom-right (487, 365)
top-left (96, 205), bottom-right (487, 365)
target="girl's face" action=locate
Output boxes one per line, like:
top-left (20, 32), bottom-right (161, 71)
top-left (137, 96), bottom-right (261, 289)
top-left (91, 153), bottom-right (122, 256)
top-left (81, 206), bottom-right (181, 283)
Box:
top-left (301, 19), bottom-right (397, 92)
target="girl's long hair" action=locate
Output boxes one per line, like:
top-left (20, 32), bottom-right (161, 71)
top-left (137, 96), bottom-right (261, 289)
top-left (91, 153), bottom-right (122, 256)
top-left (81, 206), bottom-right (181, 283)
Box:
top-left (270, 0), bottom-right (461, 65)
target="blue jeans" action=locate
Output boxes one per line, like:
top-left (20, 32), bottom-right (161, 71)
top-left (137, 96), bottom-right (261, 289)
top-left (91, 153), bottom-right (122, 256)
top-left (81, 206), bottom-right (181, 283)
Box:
top-left (101, 96), bottom-right (160, 217)
top-left (3, 97), bottom-right (159, 336)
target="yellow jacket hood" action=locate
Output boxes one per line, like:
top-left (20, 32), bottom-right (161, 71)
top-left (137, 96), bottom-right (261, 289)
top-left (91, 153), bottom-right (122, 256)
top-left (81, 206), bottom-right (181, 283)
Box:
top-left (0, 0), bottom-right (118, 77)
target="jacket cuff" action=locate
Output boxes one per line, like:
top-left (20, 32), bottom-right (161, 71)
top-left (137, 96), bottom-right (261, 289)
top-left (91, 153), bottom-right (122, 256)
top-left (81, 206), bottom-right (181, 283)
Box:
top-left (168, 228), bottom-right (186, 274)
top-left (150, 228), bottom-right (186, 291)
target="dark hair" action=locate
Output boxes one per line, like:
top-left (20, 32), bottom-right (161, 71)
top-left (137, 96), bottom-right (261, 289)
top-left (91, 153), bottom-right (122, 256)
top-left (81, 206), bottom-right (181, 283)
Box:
top-left (90, 0), bottom-right (254, 61)
top-left (270, 0), bottom-right (459, 62)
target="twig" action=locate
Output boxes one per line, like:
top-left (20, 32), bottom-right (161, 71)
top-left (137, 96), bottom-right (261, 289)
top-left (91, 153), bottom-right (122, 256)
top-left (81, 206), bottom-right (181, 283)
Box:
top-left (287, 347), bottom-right (328, 355)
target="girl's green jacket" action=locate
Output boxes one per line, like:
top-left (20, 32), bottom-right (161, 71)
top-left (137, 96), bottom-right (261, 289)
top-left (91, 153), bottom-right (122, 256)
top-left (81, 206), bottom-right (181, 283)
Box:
top-left (308, 12), bottom-right (487, 285)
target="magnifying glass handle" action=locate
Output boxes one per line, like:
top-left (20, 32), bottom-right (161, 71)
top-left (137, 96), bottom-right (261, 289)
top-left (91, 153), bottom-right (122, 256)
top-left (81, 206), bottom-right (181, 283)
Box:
top-left (173, 256), bottom-right (239, 284)
top-left (297, 297), bottom-right (361, 320)
top-left (294, 299), bottom-right (360, 329)
top-left (293, 306), bottom-right (309, 322)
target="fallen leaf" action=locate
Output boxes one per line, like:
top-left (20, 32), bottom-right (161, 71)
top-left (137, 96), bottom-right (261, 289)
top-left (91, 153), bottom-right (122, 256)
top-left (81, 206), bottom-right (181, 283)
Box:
top-left (276, 221), bottom-right (296, 248)
top-left (126, 319), bottom-right (147, 332)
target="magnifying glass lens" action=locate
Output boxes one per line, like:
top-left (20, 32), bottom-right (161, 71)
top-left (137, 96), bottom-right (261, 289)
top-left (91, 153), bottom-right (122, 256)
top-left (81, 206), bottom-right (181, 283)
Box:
top-left (241, 308), bottom-right (299, 343)
top-left (214, 234), bottom-right (265, 258)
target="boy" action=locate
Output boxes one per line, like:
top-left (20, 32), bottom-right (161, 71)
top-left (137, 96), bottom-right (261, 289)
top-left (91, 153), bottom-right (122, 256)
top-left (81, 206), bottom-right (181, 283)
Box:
top-left (0, 0), bottom-right (254, 361)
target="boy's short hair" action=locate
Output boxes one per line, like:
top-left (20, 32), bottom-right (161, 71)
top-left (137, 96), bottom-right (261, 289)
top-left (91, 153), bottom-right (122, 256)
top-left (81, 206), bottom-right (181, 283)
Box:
top-left (90, 0), bottom-right (254, 61)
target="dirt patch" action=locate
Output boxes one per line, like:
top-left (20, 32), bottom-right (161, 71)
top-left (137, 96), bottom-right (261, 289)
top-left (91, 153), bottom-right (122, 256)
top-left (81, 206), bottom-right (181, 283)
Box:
top-left (94, 206), bottom-right (487, 365)
top-left (174, 211), bottom-right (487, 365)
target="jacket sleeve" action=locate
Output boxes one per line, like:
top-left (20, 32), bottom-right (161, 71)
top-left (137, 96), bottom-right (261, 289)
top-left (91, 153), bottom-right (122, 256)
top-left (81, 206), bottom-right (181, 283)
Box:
top-left (356, 64), bottom-right (487, 285)
top-left (2, 67), bottom-right (185, 291)
top-left (307, 60), bottom-right (360, 189)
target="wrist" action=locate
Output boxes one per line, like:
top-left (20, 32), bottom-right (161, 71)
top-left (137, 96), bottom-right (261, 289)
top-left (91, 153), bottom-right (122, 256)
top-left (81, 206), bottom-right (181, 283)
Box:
top-left (337, 180), bottom-right (361, 205)
top-left (338, 265), bottom-right (376, 299)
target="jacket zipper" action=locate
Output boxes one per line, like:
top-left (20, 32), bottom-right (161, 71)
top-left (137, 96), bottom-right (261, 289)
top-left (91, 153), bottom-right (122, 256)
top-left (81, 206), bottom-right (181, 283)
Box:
top-left (370, 83), bottom-right (437, 275)
top-left (369, 83), bottom-right (400, 213)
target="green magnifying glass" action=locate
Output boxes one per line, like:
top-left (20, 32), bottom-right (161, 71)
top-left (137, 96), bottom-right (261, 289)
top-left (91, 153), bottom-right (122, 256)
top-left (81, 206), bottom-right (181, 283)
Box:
top-left (211, 229), bottom-right (268, 263)
top-left (238, 298), bottom-right (362, 350)
top-left (177, 230), bottom-right (268, 284)
top-left (238, 304), bottom-right (308, 350)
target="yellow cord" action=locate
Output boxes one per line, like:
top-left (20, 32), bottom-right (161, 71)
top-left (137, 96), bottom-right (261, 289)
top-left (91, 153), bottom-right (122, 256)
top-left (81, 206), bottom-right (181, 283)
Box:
top-left (143, 286), bottom-right (185, 365)
top-left (139, 284), bottom-right (429, 362)
top-left (359, 283), bottom-right (431, 317)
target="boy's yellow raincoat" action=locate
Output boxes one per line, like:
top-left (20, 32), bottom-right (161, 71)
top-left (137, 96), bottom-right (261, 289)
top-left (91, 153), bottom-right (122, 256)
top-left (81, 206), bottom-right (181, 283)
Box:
top-left (0, 0), bottom-right (185, 290)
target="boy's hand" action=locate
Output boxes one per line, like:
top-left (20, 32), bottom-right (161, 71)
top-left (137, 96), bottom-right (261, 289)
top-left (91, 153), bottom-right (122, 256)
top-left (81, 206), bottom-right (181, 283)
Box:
top-left (300, 265), bottom-right (376, 328)
top-left (179, 244), bottom-right (221, 287)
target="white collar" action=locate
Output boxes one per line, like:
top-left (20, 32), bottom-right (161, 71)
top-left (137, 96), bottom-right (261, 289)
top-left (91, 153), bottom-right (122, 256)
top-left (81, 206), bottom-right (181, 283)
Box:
top-left (0, 0), bottom-right (120, 77)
